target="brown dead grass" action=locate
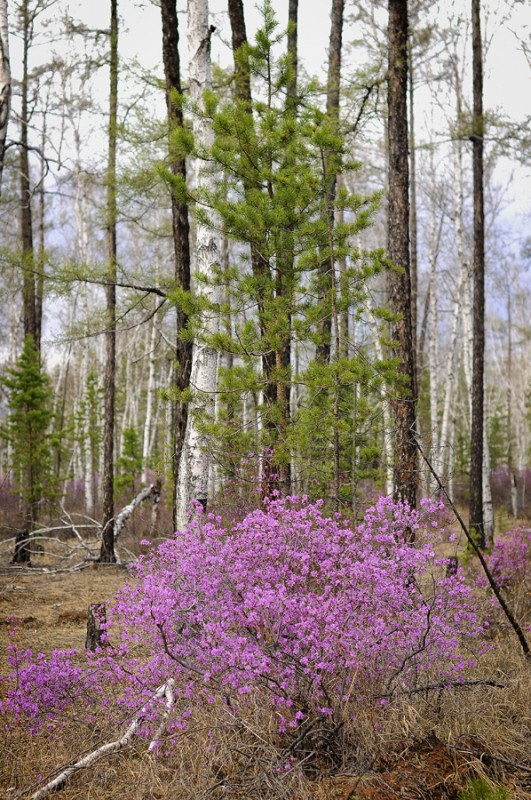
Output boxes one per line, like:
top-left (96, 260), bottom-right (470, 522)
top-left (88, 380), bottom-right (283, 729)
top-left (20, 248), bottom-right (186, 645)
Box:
top-left (1, 549), bottom-right (530, 800)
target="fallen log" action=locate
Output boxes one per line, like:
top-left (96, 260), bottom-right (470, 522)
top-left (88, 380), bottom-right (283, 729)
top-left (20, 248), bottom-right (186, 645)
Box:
top-left (114, 480), bottom-right (162, 542)
top-left (30, 679), bottom-right (175, 800)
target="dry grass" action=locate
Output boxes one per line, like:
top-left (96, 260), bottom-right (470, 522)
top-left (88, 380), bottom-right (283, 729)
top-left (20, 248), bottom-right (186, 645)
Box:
top-left (1, 541), bottom-right (530, 800)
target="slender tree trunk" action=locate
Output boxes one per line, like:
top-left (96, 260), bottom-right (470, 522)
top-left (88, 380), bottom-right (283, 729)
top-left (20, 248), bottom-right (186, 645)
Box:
top-left (408, 43), bottom-right (417, 379)
top-left (427, 200), bottom-right (439, 469)
top-left (506, 288), bottom-right (517, 517)
top-left (469, 0), bottom-right (486, 547)
top-left (0, 0), bottom-right (11, 199)
top-left (20, 0), bottom-right (36, 347)
top-left (227, 0), bottom-right (287, 496)
top-left (99, 0), bottom-right (118, 562)
top-left (175, 0), bottom-right (220, 528)
top-left (160, 0), bottom-right (192, 530)
top-left (387, 0), bottom-right (417, 512)
top-left (315, 0), bottom-right (344, 365)
top-left (275, 0), bottom-right (299, 495)
top-left (35, 110), bottom-right (46, 348)
top-left (368, 309), bottom-right (394, 498)
top-left (286, 0), bottom-right (298, 109)
top-left (228, 0), bottom-right (251, 102)
top-left (438, 268), bottom-right (464, 486)
top-left (142, 315), bottom-right (157, 485)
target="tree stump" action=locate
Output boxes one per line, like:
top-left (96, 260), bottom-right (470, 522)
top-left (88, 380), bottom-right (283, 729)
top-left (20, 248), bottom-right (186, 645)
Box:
top-left (85, 603), bottom-right (107, 650)
top-left (446, 556), bottom-right (458, 577)
top-left (10, 529), bottom-right (31, 565)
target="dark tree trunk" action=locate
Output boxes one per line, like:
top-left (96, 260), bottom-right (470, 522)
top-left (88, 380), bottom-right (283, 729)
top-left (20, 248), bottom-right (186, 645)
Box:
top-left (273, 0), bottom-right (300, 495)
top-left (315, 0), bottom-right (344, 365)
top-left (35, 113), bottom-right (46, 352)
top-left (20, 0), bottom-right (36, 348)
top-left (85, 603), bottom-right (107, 650)
top-left (100, 0), bottom-right (118, 562)
top-left (387, 0), bottom-right (418, 514)
top-left (160, 0), bottom-right (192, 531)
top-left (228, 0), bottom-right (251, 104)
top-left (286, 0), bottom-right (298, 110)
top-left (227, 0), bottom-right (292, 496)
top-left (10, 529), bottom-right (31, 565)
top-left (469, 0), bottom-right (485, 547)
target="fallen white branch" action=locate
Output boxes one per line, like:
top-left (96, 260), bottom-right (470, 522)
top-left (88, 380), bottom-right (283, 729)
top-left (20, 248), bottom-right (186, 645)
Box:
top-left (148, 678), bottom-right (175, 752)
top-left (114, 481), bottom-right (162, 542)
top-left (30, 679), bottom-right (175, 800)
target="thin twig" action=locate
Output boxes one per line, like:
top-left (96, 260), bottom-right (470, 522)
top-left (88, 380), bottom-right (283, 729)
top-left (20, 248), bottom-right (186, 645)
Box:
top-left (447, 743), bottom-right (531, 774)
top-left (415, 437), bottom-right (531, 660)
top-left (378, 678), bottom-right (506, 699)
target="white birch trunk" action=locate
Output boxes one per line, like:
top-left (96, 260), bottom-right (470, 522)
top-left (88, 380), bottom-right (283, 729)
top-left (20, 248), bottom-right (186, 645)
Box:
top-left (176, 0), bottom-right (221, 529)
top-left (367, 303), bottom-right (394, 497)
top-left (256, 387), bottom-right (263, 486)
top-left (453, 136), bottom-right (473, 410)
top-left (0, 0), bottom-right (11, 196)
top-left (437, 271), bottom-right (463, 484)
top-left (447, 399), bottom-right (457, 502)
top-left (142, 316), bottom-right (157, 485)
top-left (453, 130), bottom-right (493, 528)
top-left (82, 347), bottom-right (95, 515)
top-left (426, 201), bottom-right (439, 465)
top-left (208, 349), bottom-right (222, 499)
top-left (73, 164), bottom-right (96, 513)
top-left (482, 423), bottom-right (494, 544)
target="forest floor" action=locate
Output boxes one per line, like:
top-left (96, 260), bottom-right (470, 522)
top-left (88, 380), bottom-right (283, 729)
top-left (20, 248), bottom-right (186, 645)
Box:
top-left (0, 536), bottom-right (530, 800)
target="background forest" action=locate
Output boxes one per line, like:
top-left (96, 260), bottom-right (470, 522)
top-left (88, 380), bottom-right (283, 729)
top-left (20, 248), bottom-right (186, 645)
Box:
top-left (0, 0), bottom-right (530, 546)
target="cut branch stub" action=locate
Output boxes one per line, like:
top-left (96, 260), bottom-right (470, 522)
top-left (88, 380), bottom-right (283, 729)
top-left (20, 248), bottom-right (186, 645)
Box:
top-left (85, 603), bottom-right (107, 651)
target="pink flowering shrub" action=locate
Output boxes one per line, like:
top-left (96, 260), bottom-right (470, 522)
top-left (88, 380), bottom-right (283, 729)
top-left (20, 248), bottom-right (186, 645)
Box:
top-left (471, 526), bottom-right (531, 628)
top-left (485, 527), bottom-right (531, 589)
top-left (2, 496), bottom-right (486, 747)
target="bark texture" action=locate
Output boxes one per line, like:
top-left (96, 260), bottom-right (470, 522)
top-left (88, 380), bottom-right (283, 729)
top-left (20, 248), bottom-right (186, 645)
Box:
top-left (160, 0), bottom-right (192, 530)
top-left (20, 0), bottom-right (37, 347)
top-left (469, 0), bottom-right (486, 547)
top-left (175, 0), bottom-right (220, 528)
top-left (0, 0), bottom-right (10, 198)
top-left (387, 0), bottom-right (418, 512)
top-left (228, 0), bottom-right (251, 103)
top-left (100, 0), bottom-right (118, 562)
top-left (315, 0), bottom-right (344, 365)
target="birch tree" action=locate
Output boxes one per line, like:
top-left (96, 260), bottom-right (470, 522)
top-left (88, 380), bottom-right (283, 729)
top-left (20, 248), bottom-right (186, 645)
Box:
top-left (175, 0), bottom-right (220, 528)
top-left (0, 0), bottom-right (10, 197)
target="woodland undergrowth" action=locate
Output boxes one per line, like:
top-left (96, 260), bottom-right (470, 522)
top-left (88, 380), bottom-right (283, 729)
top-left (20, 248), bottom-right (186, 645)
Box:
top-left (1, 496), bottom-right (530, 800)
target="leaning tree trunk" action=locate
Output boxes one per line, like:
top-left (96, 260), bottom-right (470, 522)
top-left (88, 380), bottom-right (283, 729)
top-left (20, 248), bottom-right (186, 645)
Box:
top-left (387, 0), bottom-right (417, 513)
top-left (469, 0), bottom-right (486, 547)
top-left (99, 0), bottom-right (118, 562)
top-left (0, 0), bottom-right (11, 199)
top-left (160, 0), bottom-right (192, 531)
top-left (175, 0), bottom-right (220, 529)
